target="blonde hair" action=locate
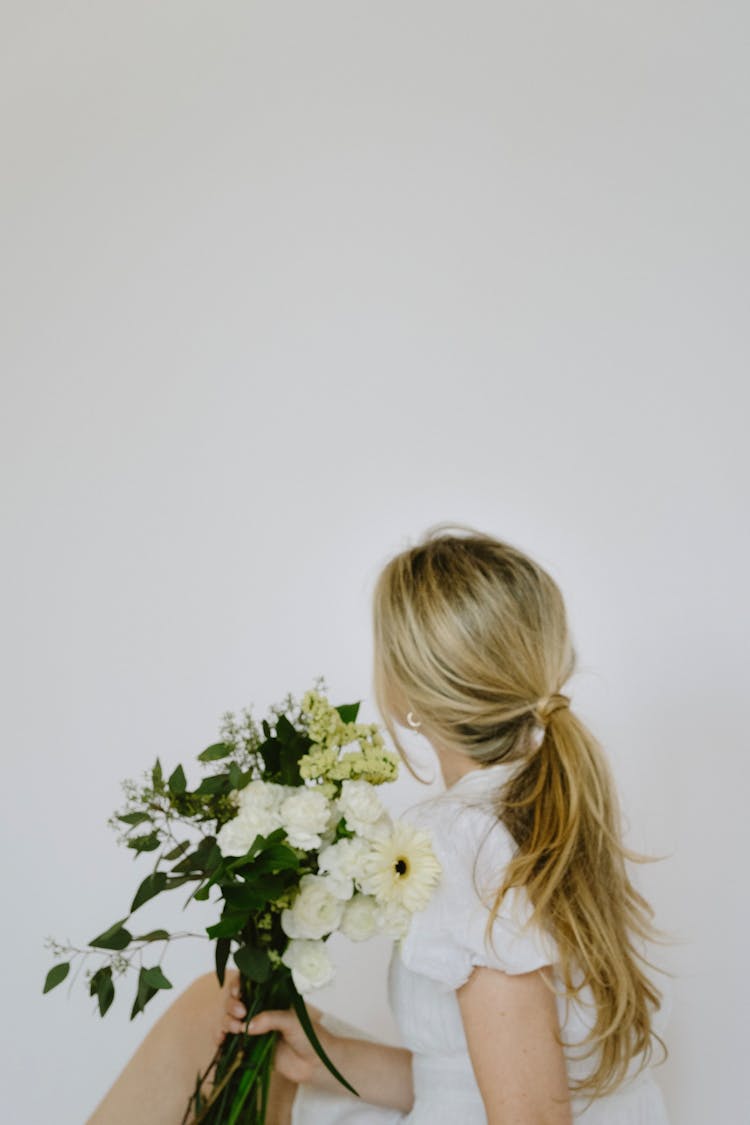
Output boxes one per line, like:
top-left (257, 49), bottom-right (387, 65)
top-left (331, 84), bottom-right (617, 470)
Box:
top-left (371, 521), bottom-right (668, 1101)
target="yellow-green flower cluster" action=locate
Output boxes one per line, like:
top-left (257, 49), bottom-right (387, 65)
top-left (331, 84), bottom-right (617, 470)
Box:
top-left (299, 690), bottom-right (399, 788)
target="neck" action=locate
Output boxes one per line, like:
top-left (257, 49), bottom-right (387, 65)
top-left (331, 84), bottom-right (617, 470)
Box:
top-left (434, 745), bottom-right (483, 788)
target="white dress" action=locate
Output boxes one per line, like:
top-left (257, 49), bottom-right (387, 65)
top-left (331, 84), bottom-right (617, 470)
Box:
top-left (292, 761), bottom-right (672, 1124)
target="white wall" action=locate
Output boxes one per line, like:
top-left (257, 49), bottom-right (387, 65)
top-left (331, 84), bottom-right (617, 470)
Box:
top-left (2, 3), bottom-right (747, 1122)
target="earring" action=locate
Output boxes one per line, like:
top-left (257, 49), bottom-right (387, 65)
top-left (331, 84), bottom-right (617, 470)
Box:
top-left (406, 711), bottom-right (422, 730)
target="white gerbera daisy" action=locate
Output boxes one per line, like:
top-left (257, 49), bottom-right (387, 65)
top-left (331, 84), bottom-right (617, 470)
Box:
top-left (363, 821), bottom-right (441, 912)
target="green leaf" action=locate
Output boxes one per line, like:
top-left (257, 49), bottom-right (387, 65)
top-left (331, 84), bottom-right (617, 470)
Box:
top-left (164, 840), bottom-right (190, 861)
top-left (126, 831), bottom-right (161, 853)
top-left (291, 987), bottom-right (359, 1096)
top-left (90, 966), bottom-right (115, 1016)
top-left (225, 1035), bottom-right (277, 1125)
top-left (279, 742), bottom-right (300, 786)
top-left (43, 961), bottom-right (70, 993)
top-left (193, 884), bottom-right (210, 901)
top-left (142, 965), bottom-right (172, 990)
top-left (170, 835), bottom-right (219, 873)
top-left (222, 875), bottom-right (290, 911)
top-left (152, 758), bottom-right (163, 787)
top-left (252, 843), bottom-right (300, 873)
top-left (165, 873), bottom-right (194, 890)
top-left (228, 762), bottom-right (244, 789)
top-left (90, 919), bottom-right (132, 950)
top-left (197, 742), bottom-right (232, 762)
top-left (130, 966), bottom-right (158, 1019)
top-left (275, 714), bottom-right (296, 743)
top-left (168, 763), bottom-right (187, 795)
top-left (215, 937), bottom-right (231, 987)
top-left (334, 817), bottom-right (356, 841)
top-left (133, 929), bottom-right (170, 943)
top-left (234, 945), bottom-right (271, 983)
top-left (335, 702), bottom-right (360, 724)
top-left (117, 811), bottom-right (152, 827)
top-left (131, 871), bottom-right (168, 912)
top-left (194, 774), bottom-right (231, 796)
top-left (206, 913), bottom-right (247, 939)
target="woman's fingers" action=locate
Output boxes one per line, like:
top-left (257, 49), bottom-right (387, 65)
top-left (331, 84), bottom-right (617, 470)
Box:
top-left (244, 1009), bottom-right (302, 1037)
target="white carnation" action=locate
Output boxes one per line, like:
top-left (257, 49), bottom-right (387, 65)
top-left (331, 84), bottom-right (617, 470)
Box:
top-left (281, 939), bottom-right (335, 992)
top-left (336, 780), bottom-right (392, 841)
top-left (281, 873), bottom-right (346, 940)
top-left (340, 893), bottom-right (379, 941)
top-left (316, 837), bottom-right (373, 900)
top-left (236, 779), bottom-right (293, 813)
top-left (216, 804), bottom-right (282, 857)
top-left (279, 788), bottom-right (333, 850)
top-left (374, 899), bottom-right (412, 939)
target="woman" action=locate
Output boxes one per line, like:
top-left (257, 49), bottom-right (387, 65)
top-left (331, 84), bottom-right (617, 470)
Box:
top-left (89, 523), bottom-right (671, 1124)
top-left (217, 524), bottom-right (671, 1124)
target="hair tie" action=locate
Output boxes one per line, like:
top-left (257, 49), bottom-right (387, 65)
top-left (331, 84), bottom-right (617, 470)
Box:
top-left (530, 693), bottom-right (571, 743)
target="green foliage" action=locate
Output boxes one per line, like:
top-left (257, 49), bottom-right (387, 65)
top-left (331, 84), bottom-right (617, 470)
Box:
top-left (335, 702), bottom-right (361, 724)
top-left (130, 966), bottom-right (158, 1019)
top-left (142, 965), bottom-right (172, 990)
top-left (89, 965), bottom-right (115, 1016)
top-left (90, 918), bottom-right (132, 950)
top-left (215, 936), bottom-right (231, 987)
top-left (131, 871), bottom-right (168, 912)
top-left (291, 983), bottom-right (359, 1097)
top-left (234, 945), bottom-right (271, 983)
top-left (43, 961), bottom-right (69, 993)
top-left (126, 831), bottom-right (161, 854)
top-left (206, 911), bottom-right (248, 940)
top-left (198, 742), bottom-right (232, 762)
top-left (194, 773), bottom-right (232, 796)
top-left (333, 817), bottom-right (356, 841)
top-left (116, 811), bottom-right (151, 827)
top-left (167, 763), bottom-right (187, 794)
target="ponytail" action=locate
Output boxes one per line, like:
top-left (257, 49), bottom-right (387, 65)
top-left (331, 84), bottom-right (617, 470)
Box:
top-left (489, 703), bottom-right (668, 1100)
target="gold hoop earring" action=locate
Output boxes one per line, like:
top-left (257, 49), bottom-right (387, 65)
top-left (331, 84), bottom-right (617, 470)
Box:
top-left (406, 711), bottom-right (422, 730)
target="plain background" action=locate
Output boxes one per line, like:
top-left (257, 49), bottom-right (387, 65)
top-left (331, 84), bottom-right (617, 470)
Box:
top-left (2, 3), bottom-right (748, 1122)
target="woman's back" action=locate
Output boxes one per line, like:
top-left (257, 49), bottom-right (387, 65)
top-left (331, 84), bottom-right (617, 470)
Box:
top-left (293, 762), bottom-right (671, 1124)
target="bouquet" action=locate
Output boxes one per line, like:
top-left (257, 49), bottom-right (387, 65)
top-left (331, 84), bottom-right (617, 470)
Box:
top-left (42, 680), bottom-right (441, 1124)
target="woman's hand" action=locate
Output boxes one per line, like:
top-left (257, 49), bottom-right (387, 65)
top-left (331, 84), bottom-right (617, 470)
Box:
top-left (216, 969), bottom-right (327, 1085)
top-left (216, 969), bottom-right (414, 1112)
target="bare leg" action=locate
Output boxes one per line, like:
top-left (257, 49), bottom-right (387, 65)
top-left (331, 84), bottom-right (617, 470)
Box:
top-left (86, 971), bottom-right (298, 1125)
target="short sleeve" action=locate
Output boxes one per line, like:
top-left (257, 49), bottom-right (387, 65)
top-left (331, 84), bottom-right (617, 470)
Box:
top-left (398, 794), bottom-right (558, 992)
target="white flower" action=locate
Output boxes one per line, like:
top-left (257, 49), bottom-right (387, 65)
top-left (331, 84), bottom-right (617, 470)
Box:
top-left (336, 780), bottom-right (392, 841)
top-left (279, 788), bottom-right (333, 850)
top-left (281, 873), bottom-right (346, 940)
top-left (215, 804), bottom-right (282, 857)
top-left (281, 939), bottom-right (335, 992)
top-left (340, 893), bottom-right (379, 941)
top-left (374, 899), bottom-right (412, 939)
top-left (363, 821), bottom-right (442, 912)
top-left (236, 779), bottom-right (293, 813)
top-left (316, 837), bottom-right (373, 900)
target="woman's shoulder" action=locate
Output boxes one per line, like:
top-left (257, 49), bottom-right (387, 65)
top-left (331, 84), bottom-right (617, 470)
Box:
top-left (400, 783), bottom-right (518, 895)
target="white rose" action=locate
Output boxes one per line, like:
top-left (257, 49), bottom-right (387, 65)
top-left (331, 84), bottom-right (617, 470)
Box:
top-left (340, 893), bottom-right (379, 941)
top-left (336, 780), bottom-right (392, 841)
top-left (374, 899), bottom-right (412, 939)
top-left (279, 788), bottom-right (332, 850)
top-left (216, 805), bottom-right (282, 857)
top-left (281, 939), bottom-right (335, 992)
top-left (317, 837), bottom-right (373, 900)
top-left (281, 873), bottom-right (346, 940)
